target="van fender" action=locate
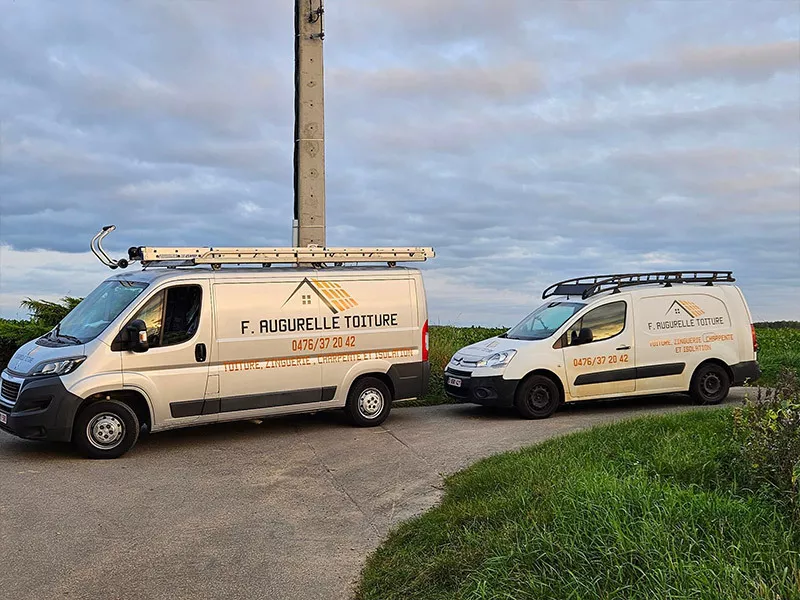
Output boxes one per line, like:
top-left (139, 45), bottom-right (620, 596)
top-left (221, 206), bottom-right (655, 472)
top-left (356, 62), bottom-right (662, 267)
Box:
top-left (67, 372), bottom-right (126, 402)
top-left (108, 372), bottom-right (161, 425)
top-left (505, 360), bottom-right (571, 401)
top-left (338, 360), bottom-right (395, 404)
top-left (68, 374), bottom-right (156, 426)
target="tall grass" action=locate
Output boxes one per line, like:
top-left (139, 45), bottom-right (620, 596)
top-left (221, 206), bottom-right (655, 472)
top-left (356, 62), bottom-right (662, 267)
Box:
top-left (355, 410), bottom-right (800, 600)
top-left (757, 328), bottom-right (800, 385)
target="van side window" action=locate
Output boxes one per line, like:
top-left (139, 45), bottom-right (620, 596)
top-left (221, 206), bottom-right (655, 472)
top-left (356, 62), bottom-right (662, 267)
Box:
top-left (130, 286), bottom-right (202, 348)
top-left (566, 301), bottom-right (626, 346)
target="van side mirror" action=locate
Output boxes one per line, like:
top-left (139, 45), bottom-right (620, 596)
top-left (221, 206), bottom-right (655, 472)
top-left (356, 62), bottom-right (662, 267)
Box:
top-left (575, 327), bottom-right (594, 346)
top-left (126, 319), bottom-right (149, 353)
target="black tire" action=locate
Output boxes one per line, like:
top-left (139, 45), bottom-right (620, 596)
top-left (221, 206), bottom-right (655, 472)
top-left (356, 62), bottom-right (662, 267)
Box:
top-left (73, 400), bottom-right (140, 459)
top-left (690, 363), bottom-right (731, 405)
top-left (514, 375), bottom-right (561, 419)
top-left (345, 377), bottom-right (392, 427)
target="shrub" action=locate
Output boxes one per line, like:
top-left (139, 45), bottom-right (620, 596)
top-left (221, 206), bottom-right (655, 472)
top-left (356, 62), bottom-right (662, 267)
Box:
top-left (0, 297), bottom-right (82, 369)
top-left (733, 368), bottom-right (800, 511)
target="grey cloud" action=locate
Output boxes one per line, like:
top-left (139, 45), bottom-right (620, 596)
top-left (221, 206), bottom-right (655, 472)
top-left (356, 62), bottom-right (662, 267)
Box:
top-left (593, 40), bottom-right (800, 87)
top-left (1, 0), bottom-right (799, 323)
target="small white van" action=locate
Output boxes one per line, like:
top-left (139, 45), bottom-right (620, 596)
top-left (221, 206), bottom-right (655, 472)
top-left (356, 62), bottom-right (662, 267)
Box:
top-left (445, 271), bottom-right (760, 418)
top-left (0, 229), bottom-right (433, 458)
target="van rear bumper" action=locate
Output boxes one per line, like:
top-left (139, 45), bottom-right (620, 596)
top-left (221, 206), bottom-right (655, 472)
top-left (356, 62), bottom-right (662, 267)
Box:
top-left (388, 361), bottom-right (430, 401)
top-left (0, 376), bottom-right (82, 443)
top-left (731, 360), bottom-right (760, 386)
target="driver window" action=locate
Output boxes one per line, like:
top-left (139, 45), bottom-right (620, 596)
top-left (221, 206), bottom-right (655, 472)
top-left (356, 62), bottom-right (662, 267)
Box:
top-left (130, 286), bottom-right (202, 348)
top-left (134, 292), bottom-right (165, 347)
top-left (566, 301), bottom-right (626, 346)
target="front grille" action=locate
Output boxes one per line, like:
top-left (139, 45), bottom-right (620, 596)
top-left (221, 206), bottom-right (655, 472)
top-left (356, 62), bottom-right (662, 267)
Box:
top-left (446, 368), bottom-right (473, 378)
top-left (1, 378), bottom-right (20, 405)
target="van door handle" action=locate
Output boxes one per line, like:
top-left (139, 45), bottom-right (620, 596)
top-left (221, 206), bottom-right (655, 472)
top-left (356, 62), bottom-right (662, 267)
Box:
top-left (195, 343), bottom-right (207, 363)
top-left (616, 345), bottom-right (631, 351)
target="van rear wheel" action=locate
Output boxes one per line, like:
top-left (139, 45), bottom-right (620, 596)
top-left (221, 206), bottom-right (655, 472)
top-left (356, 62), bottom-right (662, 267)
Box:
top-left (74, 400), bottom-right (140, 459)
top-left (690, 363), bottom-right (730, 405)
top-left (514, 375), bottom-right (561, 419)
top-left (345, 377), bottom-right (392, 427)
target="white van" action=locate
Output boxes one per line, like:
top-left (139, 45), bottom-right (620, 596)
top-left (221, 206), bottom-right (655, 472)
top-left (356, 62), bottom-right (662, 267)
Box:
top-left (445, 271), bottom-right (760, 418)
top-left (0, 230), bottom-right (432, 458)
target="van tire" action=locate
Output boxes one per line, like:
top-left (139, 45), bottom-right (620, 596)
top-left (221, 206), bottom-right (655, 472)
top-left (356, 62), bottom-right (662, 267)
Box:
top-left (514, 375), bottom-right (561, 419)
top-left (690, 363), bottom-right (731, 405)
top-left (345, 377), bottom-right (392, 427)
top-left (73, 400), bottom-right (140, 459)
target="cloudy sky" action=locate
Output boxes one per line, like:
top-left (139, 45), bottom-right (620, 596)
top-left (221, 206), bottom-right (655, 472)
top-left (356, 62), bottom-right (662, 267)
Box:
top-left (1, 0), bottom-right (798, 326)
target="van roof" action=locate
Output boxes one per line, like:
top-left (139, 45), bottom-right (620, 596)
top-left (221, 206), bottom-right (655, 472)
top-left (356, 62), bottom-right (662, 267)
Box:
top-left (105, 265), bottom-right (420, 285)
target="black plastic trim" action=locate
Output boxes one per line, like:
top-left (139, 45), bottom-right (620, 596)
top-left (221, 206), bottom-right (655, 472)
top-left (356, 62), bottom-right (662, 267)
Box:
top-left (388, 361), bottom-right (429, 400)
top-left (443, 370), bottom-right (518, 407)
top-left (220, 386), bottom-right (336, 414)
top-left (731, 360), bottom-right (760, 386)
top-left (0, 376), bottom-right (82, 442)
top-left (636, 362), bottom-right (686, 380)
top-left (170, 399), bottom-right (205, 418)
top-left (574, 367), bottom-right (638, 386)
top-left (574, 362), bottom-right (686, 386)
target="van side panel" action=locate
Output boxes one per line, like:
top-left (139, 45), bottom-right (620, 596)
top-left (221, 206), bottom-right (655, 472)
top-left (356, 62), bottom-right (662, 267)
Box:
top-left (315, 273), bottom-right (424, 402)
top-left (212, 278), bottom-right (324, 418)
top-left (634, 291), bottom-right (738, 393)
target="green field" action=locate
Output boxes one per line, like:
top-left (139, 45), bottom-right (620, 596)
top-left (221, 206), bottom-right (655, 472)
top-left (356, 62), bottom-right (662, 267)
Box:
top-left (415, 326), bottom-right (800, 407)
top-left (355, 409), bottom-right (800, 600)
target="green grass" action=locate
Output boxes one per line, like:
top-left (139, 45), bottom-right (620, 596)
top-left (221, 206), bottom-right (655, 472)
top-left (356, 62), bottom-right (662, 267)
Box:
top-left (409, 326), bottom-right (800, 407)
top-left (757, 328), bottom-right (800, 386)
top-left (355, 409), bottom-right (800, 600)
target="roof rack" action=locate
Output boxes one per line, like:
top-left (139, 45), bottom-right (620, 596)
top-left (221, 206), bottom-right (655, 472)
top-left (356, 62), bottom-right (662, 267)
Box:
top-left (542, 270), bottom-right (735, 300)
top-left (91, 225), bottom-right (435, 270)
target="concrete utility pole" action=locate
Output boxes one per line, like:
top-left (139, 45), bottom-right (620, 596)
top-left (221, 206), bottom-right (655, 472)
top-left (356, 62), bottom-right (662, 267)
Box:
top-left (293, 0), bottom-right (326, 247)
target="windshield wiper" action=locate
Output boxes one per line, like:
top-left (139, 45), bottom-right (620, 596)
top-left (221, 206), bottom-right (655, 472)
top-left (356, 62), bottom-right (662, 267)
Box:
top-left (57, 333), bottom-right (83, 345)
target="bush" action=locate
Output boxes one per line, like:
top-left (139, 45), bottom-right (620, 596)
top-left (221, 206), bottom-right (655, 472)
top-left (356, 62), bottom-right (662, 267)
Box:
top-left (734, 368), bottom-right (800, 511)
top-left (0, 297), bottom-right (82, 369)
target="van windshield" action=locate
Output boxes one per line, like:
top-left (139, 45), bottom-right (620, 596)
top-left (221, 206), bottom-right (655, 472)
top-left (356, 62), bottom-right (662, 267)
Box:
top-left (505, 301), bottom-right (586, 341)
top-left (49, 280), bottom-right (149, 345)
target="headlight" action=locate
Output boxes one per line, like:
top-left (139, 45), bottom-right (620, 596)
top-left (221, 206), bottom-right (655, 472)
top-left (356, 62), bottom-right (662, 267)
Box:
top-left (477, 350), bottom-right (517, 368)
top-left (30, 356), bottom-right (87, 377)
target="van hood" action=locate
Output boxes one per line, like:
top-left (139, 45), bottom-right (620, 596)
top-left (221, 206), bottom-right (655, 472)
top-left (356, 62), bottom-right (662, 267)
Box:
top-left (452, 335), bottom-right (526, 362)
top-left (6, 339), bottom-right (86, 376)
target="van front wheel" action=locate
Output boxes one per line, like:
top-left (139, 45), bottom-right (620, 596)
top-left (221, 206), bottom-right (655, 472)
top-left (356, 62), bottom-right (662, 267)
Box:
top-left (690, 363), bottom-right (730, 405)
top-left (345, 378), bottom-right (392, 427)
top-left (74, 400), bottom-right (140, 459)
top-left (514, 375), bottom-right (561, 419)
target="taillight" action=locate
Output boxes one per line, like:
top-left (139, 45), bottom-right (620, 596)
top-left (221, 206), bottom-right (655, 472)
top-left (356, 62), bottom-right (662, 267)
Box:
top-left (751, 324), bottom-right (758, 353)
top-left (422, 320), bottom-right (429, 362)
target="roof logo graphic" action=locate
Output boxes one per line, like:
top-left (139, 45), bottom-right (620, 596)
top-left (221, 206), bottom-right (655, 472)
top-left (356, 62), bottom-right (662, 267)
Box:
top-left (667, 300), bottom-right (705, 318)
top-left (282, 278), bottom-right (359, 315)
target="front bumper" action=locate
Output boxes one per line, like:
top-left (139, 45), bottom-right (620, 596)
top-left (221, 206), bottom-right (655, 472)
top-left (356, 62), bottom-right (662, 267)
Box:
top-left (443, 369), bottom-right (518, 408)
top-left (0, 374), bottom-right (83, 442)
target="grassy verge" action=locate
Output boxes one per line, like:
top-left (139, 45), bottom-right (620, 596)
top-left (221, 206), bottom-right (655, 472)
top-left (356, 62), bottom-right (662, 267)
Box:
top-left (355, 409), bottom-right (800, 599)
top-left (406, 326), bottom-right (800, 407)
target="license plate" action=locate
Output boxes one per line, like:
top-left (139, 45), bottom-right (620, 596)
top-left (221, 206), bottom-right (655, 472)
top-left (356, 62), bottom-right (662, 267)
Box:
top-left (0, 412), bottom-right (7, 424)
top-left (447, 377), bottom-right (462, 388)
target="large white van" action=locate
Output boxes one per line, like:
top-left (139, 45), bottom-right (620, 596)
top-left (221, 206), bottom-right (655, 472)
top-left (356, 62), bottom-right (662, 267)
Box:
top-left (0, 230), bottom-right (432, 458)
top-left (445, 271), bottom-right (760, 418)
